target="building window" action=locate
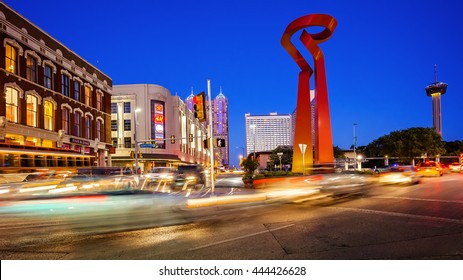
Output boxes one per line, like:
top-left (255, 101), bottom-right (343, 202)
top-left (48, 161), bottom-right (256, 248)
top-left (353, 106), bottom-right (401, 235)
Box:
top-left (96, 119), bottom-right (102, 141)
top-left (124, 119), bottom-right (131, 131)
top-left (124, 102), bottom-right (131, 113)
top-left (5, 44), bottom-right (17, 74)
top-left (112, 138), bottom-right (118, 147)
top-left (74, 112), bottom-right (82, 137)
top-left (62, 108), bottom-right (70, 134)
top-left (111, 120), bottom-right (117, 131)
top-left (73, 81), bottom-right (81, 101)
top-left (44, 65), bottom-right (53, 89)
top-left (61, 74), bottom-right (70, 97)
top-left (85, 116), bottom-right (92, 139)
top-left (124, 137), bottom-right (131, 148)
top-left (5, 86), bottom-right (19, 123)
top-left (44, 101), bottom-right (54, 131)
top-left (26, 95), bottom-right (38, 127)
top-left (84, 85), bottom-right (92, 106)
top-left (111, 103), bottom-right (117, 114)
top-left (96, 91), bottom-right (102, 111)
top-left (26, 56), bottom-right (37, 82)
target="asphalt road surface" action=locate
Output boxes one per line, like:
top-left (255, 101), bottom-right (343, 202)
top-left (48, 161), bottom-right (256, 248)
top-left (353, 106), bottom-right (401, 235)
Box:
top-left (1, 173), bottom-right (463, 259)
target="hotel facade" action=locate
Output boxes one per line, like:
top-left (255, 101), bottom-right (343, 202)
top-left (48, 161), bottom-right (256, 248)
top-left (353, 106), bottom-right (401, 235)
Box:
top-left (245, 113), bottom-right (293, 157)
top-left (0, 2), bottom-right (112, 171)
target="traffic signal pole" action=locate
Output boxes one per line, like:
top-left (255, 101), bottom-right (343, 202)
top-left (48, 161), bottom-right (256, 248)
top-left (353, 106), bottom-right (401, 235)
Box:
top-left (207, 79), bottom-right (215, 196)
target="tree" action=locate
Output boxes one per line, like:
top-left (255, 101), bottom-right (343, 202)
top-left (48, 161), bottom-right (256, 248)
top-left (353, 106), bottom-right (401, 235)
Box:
top-left (364, 127), bottom-right (445, 163)
top-left (240, 156), bottom-right (259, 180)
top-left (443, 140), bottom-right (463, 156)
top-left (269, 146), bottom-right (293, 169)
top-left (333, 146), bottom-right (346, 159)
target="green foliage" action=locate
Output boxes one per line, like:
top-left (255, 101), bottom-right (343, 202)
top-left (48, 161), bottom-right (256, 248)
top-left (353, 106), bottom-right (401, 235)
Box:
top-left (334, 146), bottom-right (346, 159)
top-left (240, 156), bottom-right (259, 180)
top-left (364, 127), bottom-right (445, 162)
top-left (269, 146), bottom-right (293, 167)
top-left (443, 140), bottom-right (463, 156)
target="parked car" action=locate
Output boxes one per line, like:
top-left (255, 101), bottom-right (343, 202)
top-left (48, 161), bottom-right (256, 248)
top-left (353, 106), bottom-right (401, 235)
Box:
top-left (448, 162), bottom-right (462, 173)
top-left (171, 164), bottom-right (206, 190)
top-left (378, 165), bottom-right (420, 185)
top-left (415, 161), bottom-right (443, 177)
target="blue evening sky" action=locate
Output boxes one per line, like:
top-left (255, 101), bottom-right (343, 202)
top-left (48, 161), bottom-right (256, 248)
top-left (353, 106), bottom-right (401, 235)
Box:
top-left (5, 0), bottom-right (462, 167)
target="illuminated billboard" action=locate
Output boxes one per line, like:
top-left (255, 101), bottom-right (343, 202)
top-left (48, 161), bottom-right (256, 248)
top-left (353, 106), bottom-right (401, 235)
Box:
top-left (151, 100), bottom-right (165, 149)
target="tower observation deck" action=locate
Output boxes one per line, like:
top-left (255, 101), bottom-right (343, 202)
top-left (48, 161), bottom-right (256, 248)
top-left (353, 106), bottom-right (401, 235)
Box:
top-left (425, 65), bottom-right (447, 135)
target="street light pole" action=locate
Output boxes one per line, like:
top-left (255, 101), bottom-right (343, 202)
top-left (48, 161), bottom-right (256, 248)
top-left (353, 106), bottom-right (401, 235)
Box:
top-left (250, 124), bottom-right (256, 159)
top-left (134, 108), bottom-right (141, 173)
top-left (353, 123), bottom-right (357, 171)
top-left (236, 146), bottom-right (245, 157)
top-left (277, 152), bottom-right (283, 171)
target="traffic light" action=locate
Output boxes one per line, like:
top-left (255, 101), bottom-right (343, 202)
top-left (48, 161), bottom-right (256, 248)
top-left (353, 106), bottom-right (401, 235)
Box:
top-left (216, 138), bottom-right (226, 147)
top-left (138, 151), bottom-right (143, 158)
top-left (170, 135), bottom-right (175, 144)
top-left (189, 133), bottom-right (193, 142)
top-left (193, 92), bottom-right (206, 122)
top-left (130, 151), bottom-right (135, 159)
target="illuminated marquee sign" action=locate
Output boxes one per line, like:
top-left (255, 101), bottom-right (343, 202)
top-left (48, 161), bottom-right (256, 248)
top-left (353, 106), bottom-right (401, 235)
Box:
top-left (151, 100), bottom-right (165, 149)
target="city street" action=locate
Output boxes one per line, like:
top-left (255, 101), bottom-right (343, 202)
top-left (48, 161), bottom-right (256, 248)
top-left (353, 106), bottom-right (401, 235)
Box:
top-left (1, 173), bottom-right (463, 259)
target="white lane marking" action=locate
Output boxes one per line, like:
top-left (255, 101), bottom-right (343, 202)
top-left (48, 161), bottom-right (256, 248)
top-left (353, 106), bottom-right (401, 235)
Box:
top-left (330, 207), bottom-right (463, 225)
top-left (374, 196), bottom-right (463, 204)
top-left (189, 224), bottom-right (295, 251)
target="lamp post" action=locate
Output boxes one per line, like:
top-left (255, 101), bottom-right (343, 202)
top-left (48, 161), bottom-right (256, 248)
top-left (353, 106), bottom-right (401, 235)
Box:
top-left (250, 124), bottom-right (256, 159)
top-left (353, 123), bottom-right (357, 171)
top-left (277, 152), bottom-right (283, 171)
top-left (134, 108), bottom-right (141, 173)
top-left (236, 146), bottom-right (245, 157)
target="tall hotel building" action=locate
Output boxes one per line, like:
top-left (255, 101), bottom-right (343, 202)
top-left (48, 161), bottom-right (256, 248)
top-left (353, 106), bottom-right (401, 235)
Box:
top-left (111, 84), bottom-right (209, 171)
top-left (0, 2), bottom-right (112, 171)
top-left (185, 88), bottom-right (229, 168)
top-left (245, 113), bottom-right (292, 156)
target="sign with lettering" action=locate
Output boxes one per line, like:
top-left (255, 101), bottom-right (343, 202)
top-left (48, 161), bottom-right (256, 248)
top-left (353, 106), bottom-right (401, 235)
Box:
top-left (70, 138), bottom-right (90, 146)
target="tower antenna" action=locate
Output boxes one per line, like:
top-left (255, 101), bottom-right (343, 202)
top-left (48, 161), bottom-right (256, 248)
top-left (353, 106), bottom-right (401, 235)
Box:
top-left (434, 64), bottom-right (438, 83)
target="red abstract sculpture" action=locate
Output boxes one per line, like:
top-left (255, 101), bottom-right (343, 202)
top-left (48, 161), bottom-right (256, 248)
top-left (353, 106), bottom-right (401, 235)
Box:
top-left (281, 14), bottom-right (336, 173)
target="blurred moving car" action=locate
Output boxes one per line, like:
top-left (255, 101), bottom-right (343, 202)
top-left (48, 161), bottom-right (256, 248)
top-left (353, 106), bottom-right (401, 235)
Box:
top-left (448, 162), bottom-right (462, 173)
top-left (141, 167), bottom-right (177, 192)
top-left (171, 164), bottom-right (206, 190)
top-left (317, 173), bottom-right (373, 197)
top-left (378, 165), bottom-right (420, 185)
top-left (415, 161), bottom-right (443, 177)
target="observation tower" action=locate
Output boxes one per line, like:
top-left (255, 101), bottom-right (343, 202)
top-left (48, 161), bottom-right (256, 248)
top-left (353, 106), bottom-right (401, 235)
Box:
top-left (425, 65), bottom-right (447, 136)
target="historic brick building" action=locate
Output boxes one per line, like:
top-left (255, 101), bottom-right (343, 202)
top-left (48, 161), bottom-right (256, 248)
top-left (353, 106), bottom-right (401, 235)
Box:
top-left (0, 2), bottom-right (112, 171)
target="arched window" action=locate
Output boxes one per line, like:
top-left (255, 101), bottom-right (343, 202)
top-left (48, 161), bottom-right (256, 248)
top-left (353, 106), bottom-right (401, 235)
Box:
top-left (96, 119), bottom-right (102, 141)
top-left (26, 56), bottom-right (37, 82)
top-left (26, 94), bottom-right (38, 127)
top-left (44, 65), bottom-right (52, 89)
top-left (5, 86), bottom-right (19, 123)
top-left (5, 43), bottom-right (17, 74)
top-left (74, 111), bottom-right (82, 137)
top-left (62, 108), bottom-right (70, 134)
top-left (85, 114), bottom-right (92, 139)
top-left (44, 100), bottom-right (54, 131)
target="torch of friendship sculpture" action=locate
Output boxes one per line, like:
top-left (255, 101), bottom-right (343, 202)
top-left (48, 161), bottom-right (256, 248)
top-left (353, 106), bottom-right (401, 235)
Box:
top-left (281, 14), bottom-right (337, 173)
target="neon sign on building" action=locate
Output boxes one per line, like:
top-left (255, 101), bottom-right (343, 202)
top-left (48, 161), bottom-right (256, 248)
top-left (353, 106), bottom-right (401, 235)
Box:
top-left (151, 100), bottom-right (165, 149)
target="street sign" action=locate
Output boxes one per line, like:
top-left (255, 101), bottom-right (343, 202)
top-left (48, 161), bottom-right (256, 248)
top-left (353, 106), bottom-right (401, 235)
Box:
top-left (298, 143), bottom-right (307, 154)
top-left (140, 143), bottom-right (155, 148)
